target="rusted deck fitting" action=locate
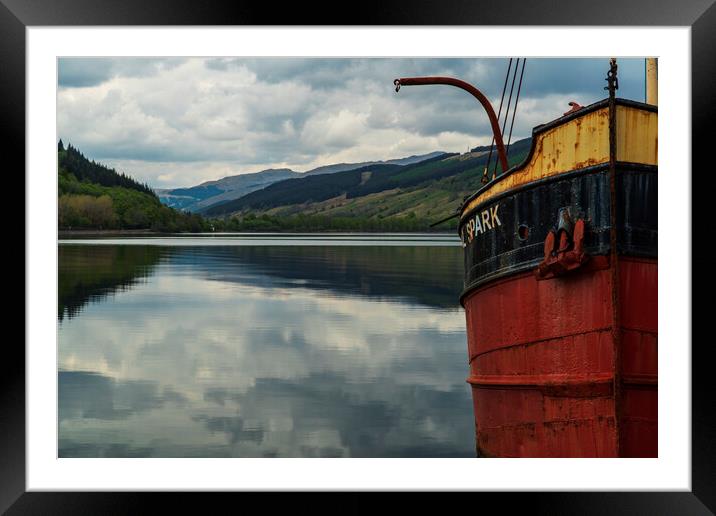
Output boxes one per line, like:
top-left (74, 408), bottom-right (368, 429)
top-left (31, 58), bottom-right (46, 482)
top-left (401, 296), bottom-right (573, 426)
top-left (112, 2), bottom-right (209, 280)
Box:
top-left (394, 76), bottom-right (509, 173)
top-left (535, 213), bottom-right (589, 280)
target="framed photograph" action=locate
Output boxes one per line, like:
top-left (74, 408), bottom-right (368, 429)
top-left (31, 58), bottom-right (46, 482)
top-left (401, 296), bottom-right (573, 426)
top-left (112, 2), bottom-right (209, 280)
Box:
top-left (6, 0), bottom-right (713, 512)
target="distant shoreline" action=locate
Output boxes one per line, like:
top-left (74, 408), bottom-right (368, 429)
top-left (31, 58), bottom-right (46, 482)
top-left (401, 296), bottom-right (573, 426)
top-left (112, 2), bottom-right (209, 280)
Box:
top-left (59, 229), bottom-right (158, 237)
top-left (58, 228), bottom-right (457, 237)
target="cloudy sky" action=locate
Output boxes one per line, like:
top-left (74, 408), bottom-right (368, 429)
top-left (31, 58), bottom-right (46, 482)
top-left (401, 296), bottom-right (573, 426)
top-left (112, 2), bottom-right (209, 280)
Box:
top-left (58, 57), bottom-right (647, 189)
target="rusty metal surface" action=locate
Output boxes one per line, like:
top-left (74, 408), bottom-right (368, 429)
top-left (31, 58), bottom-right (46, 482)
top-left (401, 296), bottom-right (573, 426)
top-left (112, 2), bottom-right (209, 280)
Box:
top-left (466, 373), bottom-right (614, 397)
top-left (563, 101), bottom-right (584, 115)
top-left (646, 58), bottom-right (658, 106)
top-left (441, 63), bottom-right (658, 457)
top-left (463, 256), bottom-right (657, 457)
top-left (607, 59), bottom-right (624, 456)
top-left (461, 106), bottom-right (611, 215)
top-left (456, 103), bottom-right (657, 296)
top-left (459, 166), bottom-right (610, 296)
top-left (535, 217), bottom-right (589, 279)
top-left (616, 106), bottom-right (658, 164)
top-left (460, 98), bottom-right (657, 217)
top-left (618, 257), bottom-right (658, 457)
top-left (465, 268), bottom-right (614, 366)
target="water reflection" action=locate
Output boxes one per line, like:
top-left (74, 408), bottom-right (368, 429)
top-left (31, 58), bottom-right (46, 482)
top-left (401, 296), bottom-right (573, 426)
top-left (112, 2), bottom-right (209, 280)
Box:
top-left (58, 245), bottom-right (165, 320)
top-left (58, 238), bottom-right (473, 457)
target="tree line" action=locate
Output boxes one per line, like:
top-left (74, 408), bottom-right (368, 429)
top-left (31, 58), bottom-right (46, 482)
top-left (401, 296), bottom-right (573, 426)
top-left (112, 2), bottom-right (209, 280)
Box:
top-left (59, 140), bottom-right (156, 196)
top-left (209, 212), bottom-right (456, 232)
top-left (58, 141), bottom-right (209, 232)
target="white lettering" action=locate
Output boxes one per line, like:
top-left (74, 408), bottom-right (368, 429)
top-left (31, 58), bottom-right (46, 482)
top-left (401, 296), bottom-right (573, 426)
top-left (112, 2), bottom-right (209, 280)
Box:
top-left (481, 210), bottom-right (492, 231)
top-left (490, 205), bottom-right (501, 227)
top-left (464, 203), bottom-right (502, 245)
top-left (474, 214), bottom-right (483, 234)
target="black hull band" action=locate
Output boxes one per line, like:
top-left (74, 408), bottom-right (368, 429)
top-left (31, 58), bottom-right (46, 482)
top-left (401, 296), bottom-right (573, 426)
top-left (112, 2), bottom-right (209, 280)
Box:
top-left (459, 163), bottom-right (657, 296)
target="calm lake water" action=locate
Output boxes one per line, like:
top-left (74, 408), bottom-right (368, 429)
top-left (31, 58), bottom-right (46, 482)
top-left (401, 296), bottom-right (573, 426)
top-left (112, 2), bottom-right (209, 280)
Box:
top-left (58, 234), bottom-right (475, 457)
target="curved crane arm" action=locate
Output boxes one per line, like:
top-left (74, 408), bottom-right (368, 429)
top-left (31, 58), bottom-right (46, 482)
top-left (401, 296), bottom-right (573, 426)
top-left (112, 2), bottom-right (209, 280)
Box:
top-left (394, 76), bottom-right (508, 173)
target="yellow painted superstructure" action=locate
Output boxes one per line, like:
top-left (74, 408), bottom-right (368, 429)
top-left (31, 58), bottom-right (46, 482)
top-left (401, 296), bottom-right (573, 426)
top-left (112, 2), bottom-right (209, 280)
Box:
top-left (460, 102), bottom-right (657, 219)
top-left (616, 105), bottom-right (658, 165)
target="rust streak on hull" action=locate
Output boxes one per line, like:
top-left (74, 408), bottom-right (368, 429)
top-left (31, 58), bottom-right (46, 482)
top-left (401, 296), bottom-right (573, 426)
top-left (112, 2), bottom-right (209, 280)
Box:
top-left (463, 256), bottom-right (657, 458)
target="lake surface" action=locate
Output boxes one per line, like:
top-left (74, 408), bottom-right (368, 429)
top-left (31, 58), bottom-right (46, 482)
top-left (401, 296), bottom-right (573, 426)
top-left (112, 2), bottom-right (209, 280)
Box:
top-left (58, 234), bottom-right (475, 457)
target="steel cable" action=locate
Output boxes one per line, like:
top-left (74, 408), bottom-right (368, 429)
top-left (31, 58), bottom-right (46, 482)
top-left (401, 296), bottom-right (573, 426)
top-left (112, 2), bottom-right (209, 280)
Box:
top-left (483, 58), bottom-right (512, 183)
top-left (505, 59), bottom-right (527, 159)
top-left (493, 58), bottom-right (520, 178)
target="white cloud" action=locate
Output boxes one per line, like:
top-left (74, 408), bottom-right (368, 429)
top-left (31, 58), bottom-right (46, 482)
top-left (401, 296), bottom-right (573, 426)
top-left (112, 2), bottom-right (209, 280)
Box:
top-left (58, 57), bottom-right (647, 188)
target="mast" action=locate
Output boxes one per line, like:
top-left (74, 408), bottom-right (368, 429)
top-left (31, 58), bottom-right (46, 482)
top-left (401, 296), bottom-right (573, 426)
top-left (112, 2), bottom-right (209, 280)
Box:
top-left (645, 58), bottom-right (658, 106)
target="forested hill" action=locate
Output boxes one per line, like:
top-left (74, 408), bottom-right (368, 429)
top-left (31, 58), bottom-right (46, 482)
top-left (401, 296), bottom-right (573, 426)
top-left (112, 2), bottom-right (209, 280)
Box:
top-left (58, 142), bottom-right (207, 232)
top-left (204, 152), bottom-right (458, 216)
top-left (156, 151), bottom-right (446, 213)
top-left (58, 141), bottom-right (155, 197)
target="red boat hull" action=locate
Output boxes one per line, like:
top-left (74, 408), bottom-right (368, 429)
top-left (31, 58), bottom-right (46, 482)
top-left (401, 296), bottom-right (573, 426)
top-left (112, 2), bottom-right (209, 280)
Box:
top-left (463, 256), bottom-right (657, 457)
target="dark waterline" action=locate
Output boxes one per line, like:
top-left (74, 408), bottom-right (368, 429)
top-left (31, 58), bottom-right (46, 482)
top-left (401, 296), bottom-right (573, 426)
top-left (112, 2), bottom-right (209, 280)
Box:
top-left (58, 235), bottom-right (474, 457)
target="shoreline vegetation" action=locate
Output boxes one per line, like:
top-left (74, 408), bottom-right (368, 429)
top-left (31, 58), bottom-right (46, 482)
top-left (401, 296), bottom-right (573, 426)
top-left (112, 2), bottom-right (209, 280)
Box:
top-left (58, 227), bottom-right (458, 237)
top-left (58, 141), bottom-right (206, 233)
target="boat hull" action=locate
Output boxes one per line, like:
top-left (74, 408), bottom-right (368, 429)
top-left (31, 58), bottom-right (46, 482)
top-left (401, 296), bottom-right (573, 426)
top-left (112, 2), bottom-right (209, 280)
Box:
top-left (458, 99), bottom-right (657, 457)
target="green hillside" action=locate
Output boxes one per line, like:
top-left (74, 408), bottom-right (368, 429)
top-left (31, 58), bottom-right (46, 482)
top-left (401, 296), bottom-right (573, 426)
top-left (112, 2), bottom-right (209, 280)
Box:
top-left (58, 141), bottom-right (207, 232)
top-left (208, 138), bottom-right (532, 232)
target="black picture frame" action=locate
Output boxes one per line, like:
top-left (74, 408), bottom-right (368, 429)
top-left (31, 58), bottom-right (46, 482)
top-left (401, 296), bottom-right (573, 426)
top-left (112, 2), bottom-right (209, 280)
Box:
top-left (5, 0), bottom-right (714, 513)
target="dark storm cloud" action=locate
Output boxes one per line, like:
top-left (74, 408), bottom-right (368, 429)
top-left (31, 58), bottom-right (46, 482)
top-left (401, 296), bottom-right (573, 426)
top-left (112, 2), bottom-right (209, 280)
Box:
top-left (58, 57), bottom-right (187, 87)
top-left (58, 58), bottom-right (114, 87)
top-left (219, 57), bottom-right (644, 99)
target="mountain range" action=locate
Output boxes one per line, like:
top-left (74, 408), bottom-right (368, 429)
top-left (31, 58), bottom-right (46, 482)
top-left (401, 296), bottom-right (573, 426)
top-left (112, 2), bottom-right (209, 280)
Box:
top-left (156, 151), bottom-right (445, 213)
top-left (203, 137), bottom-right (533, 230)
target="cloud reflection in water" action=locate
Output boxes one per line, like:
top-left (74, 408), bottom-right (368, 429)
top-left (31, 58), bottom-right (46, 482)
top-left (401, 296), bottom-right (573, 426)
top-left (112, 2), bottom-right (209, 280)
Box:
top-left (58, 243), bottom-right (474, 457)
